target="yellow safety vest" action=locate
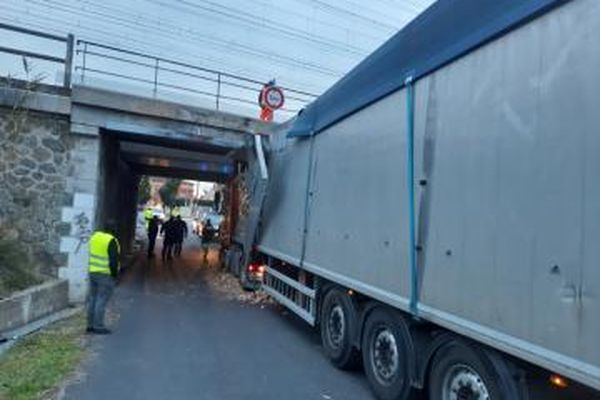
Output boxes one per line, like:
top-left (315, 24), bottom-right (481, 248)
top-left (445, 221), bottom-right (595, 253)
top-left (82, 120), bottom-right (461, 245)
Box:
top-left (144, 208), bottom-right (153, 229)
top-left (89, 231), bottom-right (120, 275)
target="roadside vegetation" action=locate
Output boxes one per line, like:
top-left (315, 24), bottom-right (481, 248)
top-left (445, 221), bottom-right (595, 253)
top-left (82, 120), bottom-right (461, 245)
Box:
top-left (0, 313), bottom-right (86, 400)
top-left (0, 237), bottom-right (42, 299)
top-left (0, 59), bottom-right (46, 299)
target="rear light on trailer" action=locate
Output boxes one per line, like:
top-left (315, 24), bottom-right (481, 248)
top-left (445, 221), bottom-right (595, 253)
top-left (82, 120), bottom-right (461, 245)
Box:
top-left (549, 374), bottom-right (569, 389)
top-left (248, 263), bottom-right (265, 274)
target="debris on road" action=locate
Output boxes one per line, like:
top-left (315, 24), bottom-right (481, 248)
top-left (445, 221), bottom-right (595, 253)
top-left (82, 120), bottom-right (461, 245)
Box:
top-left (204, 266), bottom-right (273, 306)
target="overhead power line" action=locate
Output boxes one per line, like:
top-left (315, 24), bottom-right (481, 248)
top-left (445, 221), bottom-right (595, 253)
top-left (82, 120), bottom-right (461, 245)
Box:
top-left (147, 0), bottom-right (371, 56)
top-left (0, 7), bottom-right (333, 93)
top-left (311, 0), bottom-right (424, 25)
top-left (292, 0), bottom-right (399, 32)
top-left (24, 0), bottom-right (345, 77)
top-left (238, 0), bottom-right (390, 45)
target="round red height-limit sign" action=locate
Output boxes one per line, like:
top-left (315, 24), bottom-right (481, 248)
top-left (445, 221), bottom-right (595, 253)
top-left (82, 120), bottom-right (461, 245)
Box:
top-left (262, 86), bottom-right (285, 110)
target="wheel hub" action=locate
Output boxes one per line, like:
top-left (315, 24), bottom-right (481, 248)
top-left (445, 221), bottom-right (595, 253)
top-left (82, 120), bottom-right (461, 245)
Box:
top-left (372, 328), bottom-right (399, 384)
top-left (443, 365), bottom-right (490, 400)
top-left (327, 305), bottom-right (345, 348)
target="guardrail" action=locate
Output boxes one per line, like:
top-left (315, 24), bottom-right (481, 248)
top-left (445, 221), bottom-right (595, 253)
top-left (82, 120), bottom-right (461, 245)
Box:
top-left (76, 40), bottom-right (317, 114)
top-left (0, 23), bottom-right (74, 88)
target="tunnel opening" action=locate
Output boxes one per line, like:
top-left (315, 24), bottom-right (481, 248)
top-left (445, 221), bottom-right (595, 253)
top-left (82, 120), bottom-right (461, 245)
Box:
top-left (94, 127), bottom-right (249, 281)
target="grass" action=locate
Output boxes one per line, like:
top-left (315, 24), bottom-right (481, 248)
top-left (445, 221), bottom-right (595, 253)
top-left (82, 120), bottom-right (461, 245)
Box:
top-left (0, 237), bottom-right (42, 299)
top-left (0, 312), bottom-right (86, 400)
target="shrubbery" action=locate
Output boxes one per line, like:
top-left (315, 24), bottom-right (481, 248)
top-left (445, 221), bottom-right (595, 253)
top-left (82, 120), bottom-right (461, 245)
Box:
top-left (0, 236), bottom-right (42, 299)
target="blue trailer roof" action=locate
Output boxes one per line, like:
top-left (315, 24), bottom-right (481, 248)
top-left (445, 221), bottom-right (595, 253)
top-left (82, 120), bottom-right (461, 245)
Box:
top-left (288, 0), bottom-right (570, 138)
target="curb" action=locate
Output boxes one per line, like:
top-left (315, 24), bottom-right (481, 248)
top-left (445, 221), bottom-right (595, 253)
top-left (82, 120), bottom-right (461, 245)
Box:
top-left (0, 306), bottom-right (83, 356)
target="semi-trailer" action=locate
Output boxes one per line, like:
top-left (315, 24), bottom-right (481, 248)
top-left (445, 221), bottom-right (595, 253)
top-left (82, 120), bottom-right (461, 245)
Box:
top-left (232, 1), bottom-right (600, 399)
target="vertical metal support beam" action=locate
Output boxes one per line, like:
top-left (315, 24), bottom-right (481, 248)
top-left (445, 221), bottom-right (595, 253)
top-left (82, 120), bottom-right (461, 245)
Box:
top-left (63, 33), bottom-right (74, 88)
top-left (405, 76), bottom-right (419, 316)
top-left (254, 134), bottom-right (269, 180)
top-left (81, 42), bottom-right (87, 84)
top-left (153, 58), bottom-right (159, 98)
top-left (216, 73), bottom-right (221, 110)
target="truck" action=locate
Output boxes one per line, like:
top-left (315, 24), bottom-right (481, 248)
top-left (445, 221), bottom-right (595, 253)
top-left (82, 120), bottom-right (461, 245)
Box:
top-left (228, 1), bottom-right (600, 399)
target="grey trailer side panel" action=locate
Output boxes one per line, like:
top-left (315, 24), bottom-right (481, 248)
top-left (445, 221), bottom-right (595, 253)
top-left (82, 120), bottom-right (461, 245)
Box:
top-left (258, 0), bottom-right (600, 390)
top-left (418, 0), bottom-right (600, 388)
top-left (421, 0), bottom-right (600, 388)
top-left (303, 90), bottom-right (412, 307)
top-left (535, 0), bottom-right (600, 367)
top-left (418, 3), bottom-right (544, 346)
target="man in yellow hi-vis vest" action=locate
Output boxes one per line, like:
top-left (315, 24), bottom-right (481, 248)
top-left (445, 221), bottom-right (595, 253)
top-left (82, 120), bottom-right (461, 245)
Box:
top-left (87, 221), bottom-right (120, 334)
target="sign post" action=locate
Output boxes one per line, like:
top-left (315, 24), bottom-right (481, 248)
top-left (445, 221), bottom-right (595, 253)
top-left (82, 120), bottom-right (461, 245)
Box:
top-left (258, 80), bottom-right (285, 122)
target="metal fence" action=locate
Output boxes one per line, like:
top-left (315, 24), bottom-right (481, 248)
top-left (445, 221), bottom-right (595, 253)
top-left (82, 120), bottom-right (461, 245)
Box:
top-left (0, 22), bottom-right (319, 116)
top-left (76, 40), bottom-right (317, 114)
top-left (0, 23), bottom-right (74, 88)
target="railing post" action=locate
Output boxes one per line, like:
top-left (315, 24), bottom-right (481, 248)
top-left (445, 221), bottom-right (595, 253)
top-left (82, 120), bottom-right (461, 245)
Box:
top-left (63, 33), bottom-right (74, 88)
top-left (216, 73), bottom-right (221, 110)
top-left (81, 42), bottom-right (87, 84)
top-left (153, 58), bottom-right (159, 98)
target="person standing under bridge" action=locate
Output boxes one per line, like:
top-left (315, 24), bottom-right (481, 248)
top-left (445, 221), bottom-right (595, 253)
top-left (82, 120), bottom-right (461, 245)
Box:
top-left (173, 215), bottom-right (188, 257)
top-left (143, 206), bottom-right (153, 231)
top-left (147, 215), bottom-right (159, 258)
top-left (87, 220), bottom-right (120, 335)
top-left (161, 215), bottom-right (177, 261)
top-left (201, 219), bottom-right (215, 263)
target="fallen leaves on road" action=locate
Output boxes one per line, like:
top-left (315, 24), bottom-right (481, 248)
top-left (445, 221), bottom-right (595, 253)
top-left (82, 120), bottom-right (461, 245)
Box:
top-left (204, 267), bottom-right (274, 306)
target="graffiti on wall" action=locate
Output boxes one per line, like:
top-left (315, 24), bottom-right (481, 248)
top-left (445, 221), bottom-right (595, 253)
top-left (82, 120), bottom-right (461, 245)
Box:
top-left (73, 211), bottom-right (92, 253)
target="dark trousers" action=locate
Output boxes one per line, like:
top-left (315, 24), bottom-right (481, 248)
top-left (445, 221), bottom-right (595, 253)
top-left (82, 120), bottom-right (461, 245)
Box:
top-left (87, 273), bottom-right (115, 329)
top-left (147, 234), bottom-right (157, 257)
top-left (162, 242), bottom-right (173, 260)
top-left (174, 241), bottom-right (183, 256)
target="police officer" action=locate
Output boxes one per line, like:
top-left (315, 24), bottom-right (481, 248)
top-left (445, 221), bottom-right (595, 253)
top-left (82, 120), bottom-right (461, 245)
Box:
top-left (87, 220), bottom-right (120, 335)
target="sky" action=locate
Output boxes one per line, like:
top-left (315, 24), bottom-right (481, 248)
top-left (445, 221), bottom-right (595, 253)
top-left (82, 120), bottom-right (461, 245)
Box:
top-left (0, 0), bottom-right (435, 119)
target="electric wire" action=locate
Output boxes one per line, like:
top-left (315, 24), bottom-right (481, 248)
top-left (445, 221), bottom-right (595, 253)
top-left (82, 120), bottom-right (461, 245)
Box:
top-left (0, 10), bottom-right (330, 94)
top-left (144, 0), bottom-right (371, 56)
top-left (24, 0), bottom-right (345, 77)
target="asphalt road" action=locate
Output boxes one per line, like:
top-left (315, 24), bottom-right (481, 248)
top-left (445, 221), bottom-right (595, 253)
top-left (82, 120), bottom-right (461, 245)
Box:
top-left (63, 237), bottom-right (374, 400)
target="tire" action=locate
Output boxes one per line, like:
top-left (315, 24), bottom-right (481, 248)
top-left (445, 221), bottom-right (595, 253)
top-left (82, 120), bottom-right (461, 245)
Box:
top-left (362, 308), bottom-right (416, 400)
top-left (428, 340), bottom-right (525, 400)
top-left (320, 289), bottom-right (361, 369)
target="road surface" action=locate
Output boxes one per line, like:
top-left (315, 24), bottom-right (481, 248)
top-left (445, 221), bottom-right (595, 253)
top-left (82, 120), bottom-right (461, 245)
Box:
top-left (63, 237), bottom-right (373, 400)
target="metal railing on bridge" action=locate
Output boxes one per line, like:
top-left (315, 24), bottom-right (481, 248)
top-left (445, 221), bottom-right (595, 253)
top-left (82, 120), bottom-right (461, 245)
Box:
top-left (0, 23), bottom-right (74, 88)
top-left (76, 40), bottom-right (317, 116)
top-left (0, 22), bottom-right (318, 117)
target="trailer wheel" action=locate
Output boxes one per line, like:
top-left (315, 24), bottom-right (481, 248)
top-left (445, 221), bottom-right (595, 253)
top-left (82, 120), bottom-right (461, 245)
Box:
top-left (320, 289), bottom-right (361, 369)
top-left (362, 309), bottom-right (416, 400)
top-left (428, 340), bottom-right (524, 400)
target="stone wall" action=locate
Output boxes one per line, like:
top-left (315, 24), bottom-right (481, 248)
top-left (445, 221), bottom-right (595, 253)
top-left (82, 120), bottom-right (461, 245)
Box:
top-left (0, 108), bottom-right (72, 278)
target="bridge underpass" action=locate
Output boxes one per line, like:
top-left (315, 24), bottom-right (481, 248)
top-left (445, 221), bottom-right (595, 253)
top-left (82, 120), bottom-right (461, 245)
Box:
top-left (74, 84), bottom-right (275, 297)
top-left (95, 126), bottom-right (241, 257)
top-left (0, 81), bottom-right (274, 302)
